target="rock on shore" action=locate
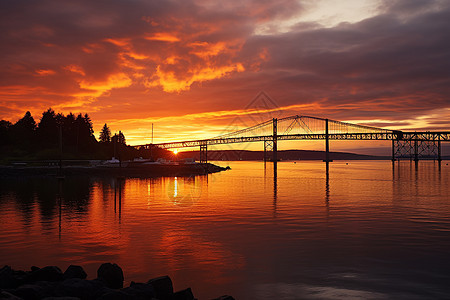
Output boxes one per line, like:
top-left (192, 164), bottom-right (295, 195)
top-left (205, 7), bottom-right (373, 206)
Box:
top-left (0, 263), bottom-right (234, 300)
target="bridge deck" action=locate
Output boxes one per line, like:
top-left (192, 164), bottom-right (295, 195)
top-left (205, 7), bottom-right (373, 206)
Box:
top-left (137, 132), bottom-right (450, 149)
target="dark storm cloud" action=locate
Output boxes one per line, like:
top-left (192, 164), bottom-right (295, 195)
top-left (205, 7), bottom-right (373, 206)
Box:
top-left (379, 0), bottom-right (447, 16)
top-left (236, 0), bottom-right (450, 122)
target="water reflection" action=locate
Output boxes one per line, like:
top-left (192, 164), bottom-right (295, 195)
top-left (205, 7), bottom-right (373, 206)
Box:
top-left (57, 178), bottom-right (63, 240)
top-left (325, 162), bottom-right (330, 205)
top-left (113, 178), bottom-right (123, 222)
top-left (391, 160), bottom-right (446, 204)
top-left (273, 162), bottom-right (277, 218)
top-left (167, 175), bottom-right (207, 207)
top-left (0, 161), bottom-right (449, 299)
top-left (263, 161), bottom-right (278, 218)
top-left (0, 176), bottom-right (93, 230)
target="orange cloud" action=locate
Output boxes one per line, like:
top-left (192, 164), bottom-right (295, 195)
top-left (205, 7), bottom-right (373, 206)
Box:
top-left (81, 42), bottom-right (105, 53)
top-left (145, 33), bottom-right (180, 42)
top-left (64, 64), bottom-right (86, 76)
top-left (104, 38), bottom-right (130, 47)
top-left (52, 97), bottom-right (98, 111)
top-left (189, 41), bottom-right (227, 57)
top-left (35, 69), bottom-right (56, 76)
top-left (146, 63), bottom-right (245, 93)
top-left (126, 52), bottom-right (149, 60)
top-left (0, 85), bottom-right (55, 97)
top-left (79, 72), bottom-right (133, 96)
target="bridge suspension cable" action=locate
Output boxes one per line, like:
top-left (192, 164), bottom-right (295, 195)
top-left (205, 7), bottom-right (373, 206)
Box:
top-left (134, 115), bottom-right (449, 162)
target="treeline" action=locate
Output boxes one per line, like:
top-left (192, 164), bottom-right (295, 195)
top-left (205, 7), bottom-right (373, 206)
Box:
top-left (0, 109), bottom-right (170, 163)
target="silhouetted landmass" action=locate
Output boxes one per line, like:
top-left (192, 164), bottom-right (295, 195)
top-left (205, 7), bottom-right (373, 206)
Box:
top-left (0, 163), bottom-right (227, 178)
top-left (176, 149), bottom-right (388, 161)
top-left (0, 109), bottom-right (172, 164)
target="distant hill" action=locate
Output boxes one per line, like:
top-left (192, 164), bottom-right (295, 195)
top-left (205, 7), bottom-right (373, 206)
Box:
top-left (176, 149), bottom-right (388, 161)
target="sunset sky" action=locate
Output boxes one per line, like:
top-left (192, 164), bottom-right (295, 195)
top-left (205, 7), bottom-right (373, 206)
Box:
top-left (1, 0), bottom-right (449, 152)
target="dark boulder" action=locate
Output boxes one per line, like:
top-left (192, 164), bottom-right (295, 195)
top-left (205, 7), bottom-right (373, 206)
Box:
top-left (42, 297), bottom-right (81, 300)
top-left (96, 263), bottom-right (124, 289)
top-left (27, 266), bottom-right (63, 283)
top-left (12, 269), bottom-right (28, 283)
top-left (121, 282), bottom-right (155, 299)
top-left (170, 288), bottom-right (194, 300)
top-left (147, 276), bottom-right (173, 300)
top-left (0, 266), bottom-right (21, 289)
top-left (96, 290), bottom-right (133, 300)
top-left (63, 265), bottom-right (87, 280)
top-left (54, 278), bottom-right (109, 300)
top-left (31, 266), bottom-right (40, 272)
top-left (8, 281), bottom-right (57, 300)
top-left (0, 291), bottom-right (23, 299)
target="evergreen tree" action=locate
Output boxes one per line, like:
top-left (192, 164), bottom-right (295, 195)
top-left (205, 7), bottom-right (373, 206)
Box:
top-left (11, 111), bottom-right (36, 149)
top-left (55, 112), bottom-right (65, 126)
top-left (64, 112), bottom-right (76, 147)
top-left (99, 123), bottom-right (111, 143)
top-left (14, 111), bottom-right (36, 132)
top-left (112, 131), bottom-right (126, 145)
top-left (74, 113), bottom-right (97, 153)
top-left (119, 131), bottom-right (126, 145)
top-left (84, 114), bottom-right (94, 136)
top-left (0, 120), bottom-right (12, 150)
top-left (37, 108), bottom-right (58, 148)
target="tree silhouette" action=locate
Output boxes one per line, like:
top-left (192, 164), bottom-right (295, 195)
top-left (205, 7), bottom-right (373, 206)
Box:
top-left (37, 108), bottom-right (58, 148)
top-left (0, 120), bottom-right (12, 144)
top-left (11, 111), bottom-right (36, 150)
top-left (112, 131), bottom-right (126, 145)
top-left (64, 113), bottom-right (76, 149)
top-left (0, 110), bottom-right (173, 162)
top-left (14, 111), bottom-right (36, 132)
top-left (99, 123), bottom-right (111, 143)
top-left (75, 113), bottom-right (97, 153)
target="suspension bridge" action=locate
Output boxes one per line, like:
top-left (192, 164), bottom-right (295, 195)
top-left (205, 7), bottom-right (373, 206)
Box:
top-left (135, 115), bottom-right (450, 163)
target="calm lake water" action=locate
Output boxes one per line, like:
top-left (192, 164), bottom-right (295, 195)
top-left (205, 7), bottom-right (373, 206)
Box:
top-left (1, 160), bottom-right (450, 299)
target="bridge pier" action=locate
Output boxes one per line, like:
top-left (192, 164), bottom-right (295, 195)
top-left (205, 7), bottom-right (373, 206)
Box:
top-left (263, 140), bottom-right (273, 162)
top-left (273, 118), bottom-right (277, 162)
top-left (391, 139), bottom-right (396, 162)
top-left (393, 138), bottom-right (442, 162)
top-left (438, 137), bottom-right (442, 162)
top-left (414, 140), bottom-right (419, 162)
top-left (323, 119), bottom-right (333, 162)
top-left (199, 143), bottom-right (207, 163)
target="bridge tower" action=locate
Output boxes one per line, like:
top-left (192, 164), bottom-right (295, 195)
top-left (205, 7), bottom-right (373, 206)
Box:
top-left (199, 142), bottom-right (208, 163)
top-left (263, 118), bottom-right (278, 162)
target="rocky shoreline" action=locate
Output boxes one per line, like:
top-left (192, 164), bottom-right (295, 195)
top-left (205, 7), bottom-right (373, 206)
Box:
top-left (0, 263), bottom-right (234, 300)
